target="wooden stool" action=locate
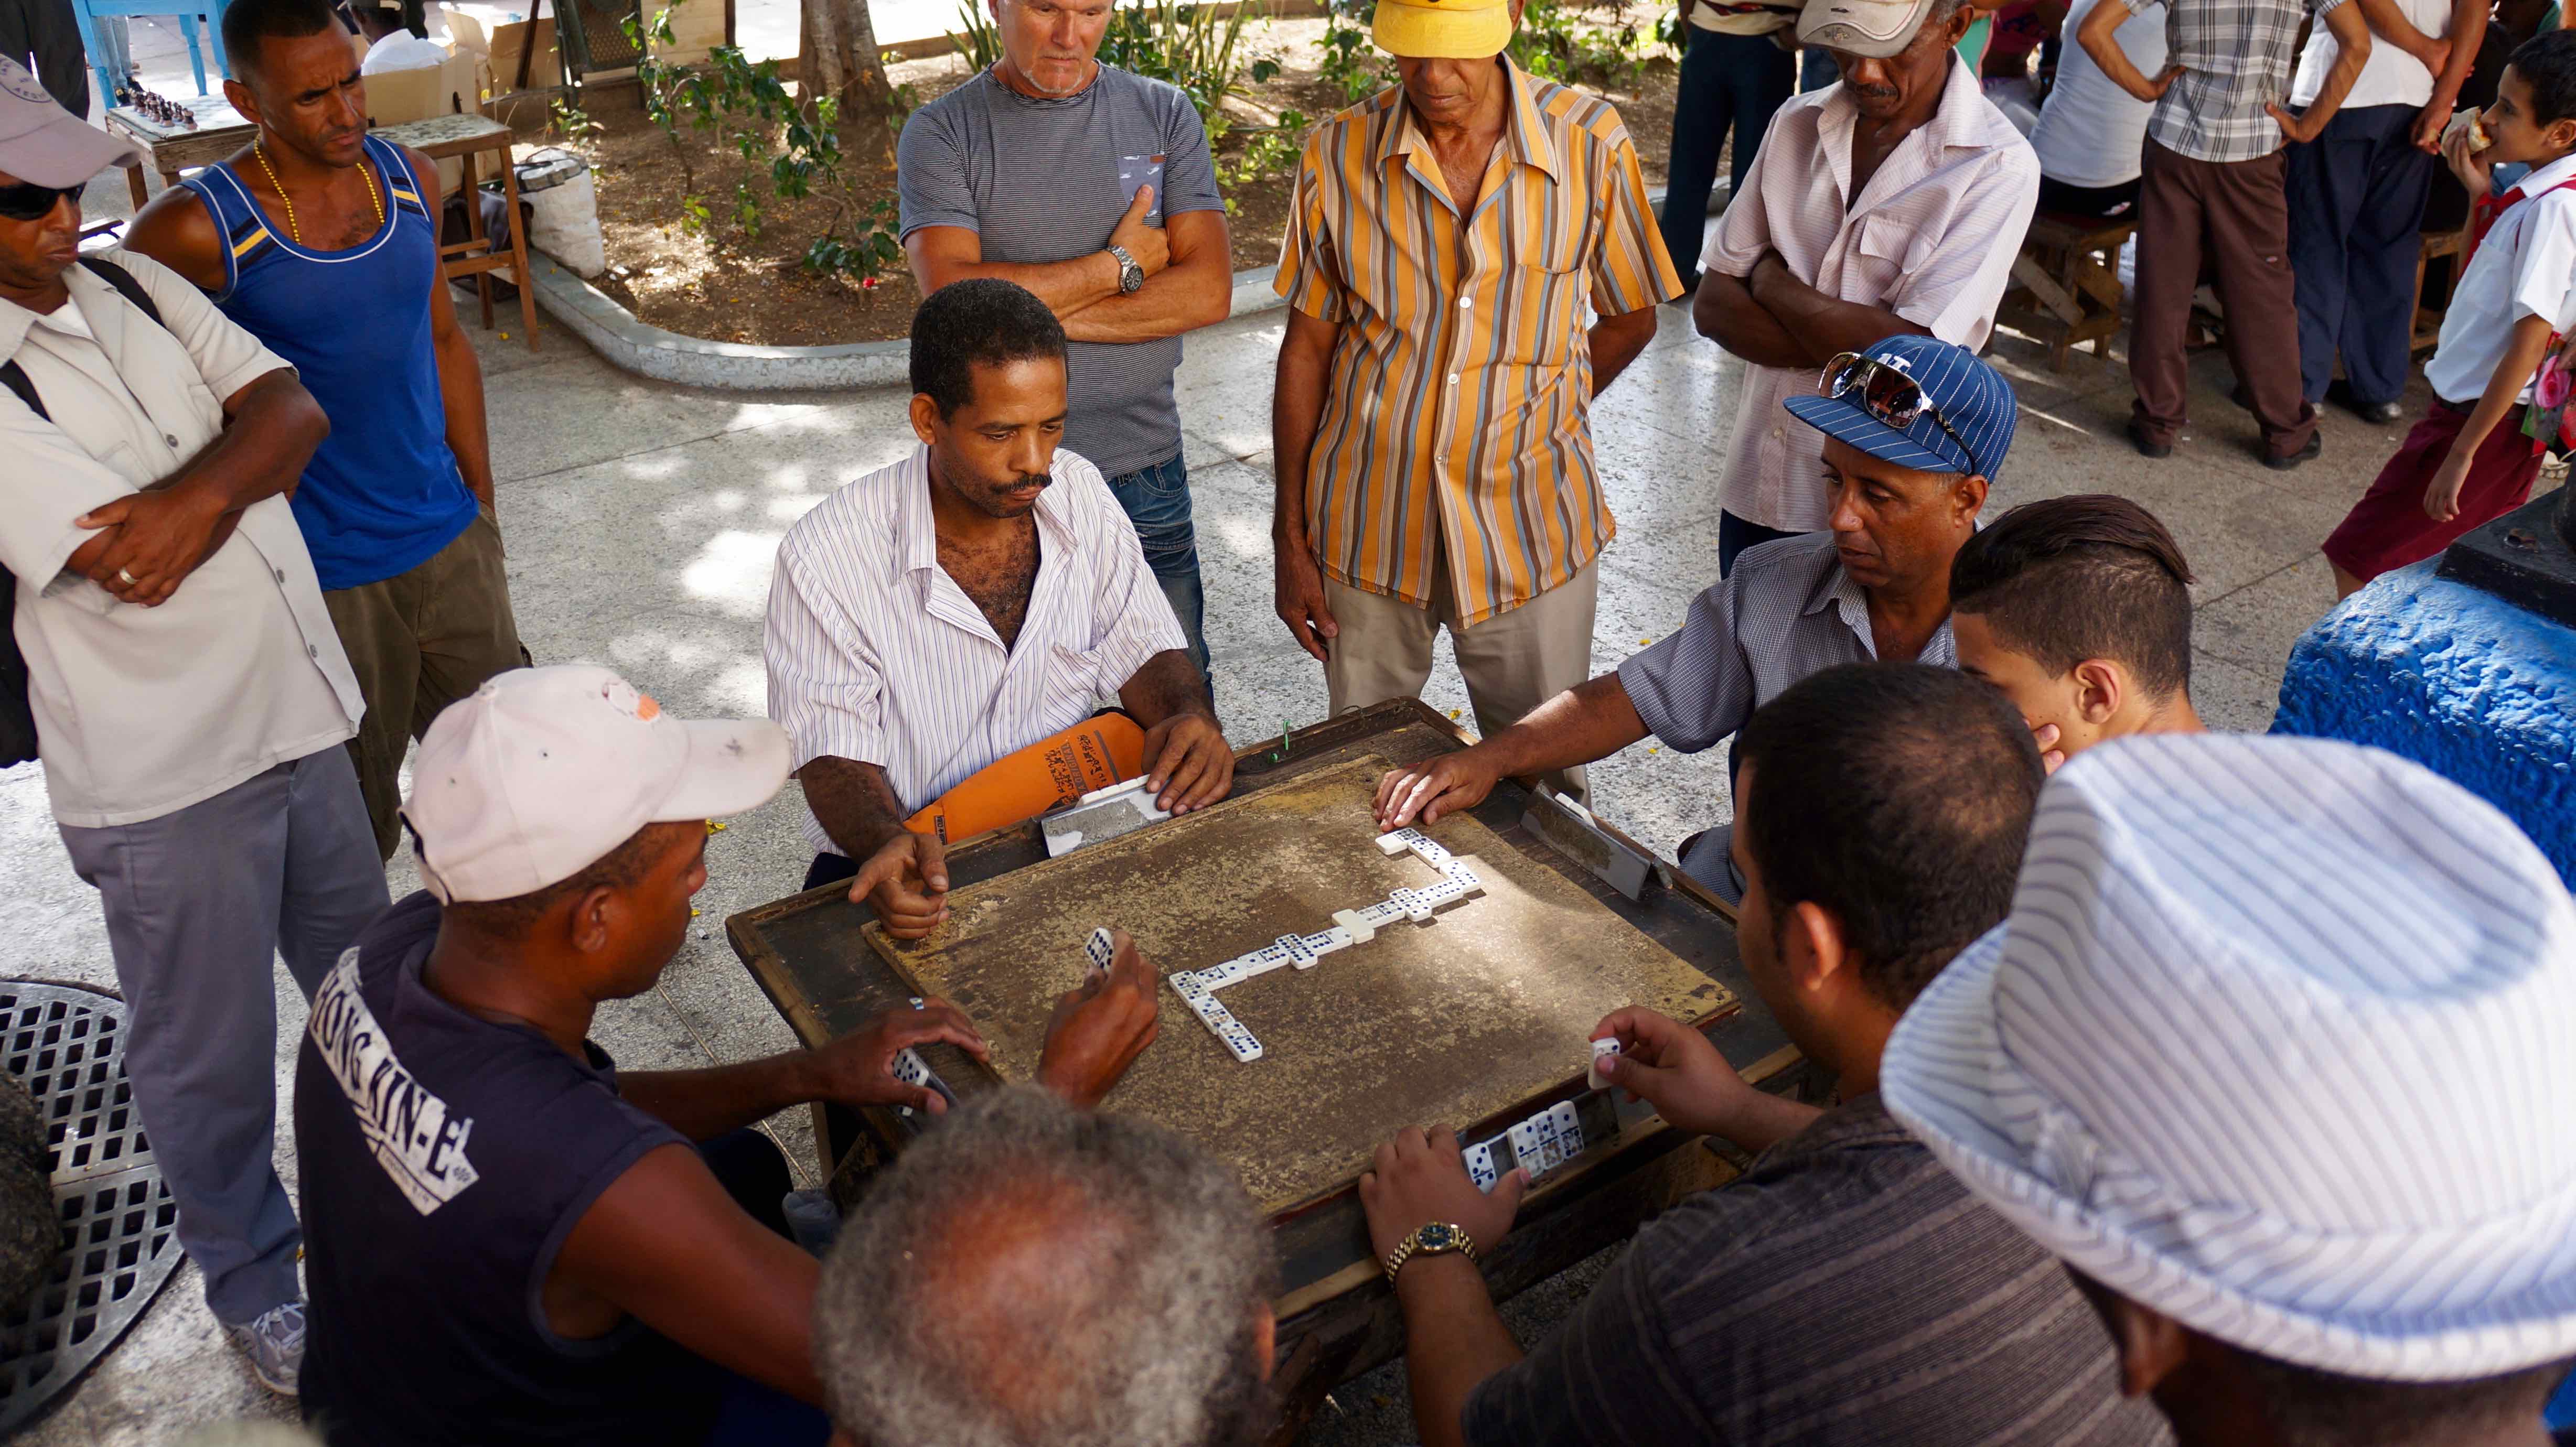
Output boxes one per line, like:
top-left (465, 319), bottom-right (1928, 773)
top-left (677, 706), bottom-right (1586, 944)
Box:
top-left (1998, 212), bottom-right (2135, 370)
top-left (2410, 224), bottom-right (2468, 354)
top-left (377, 113), bottom-right (540, 354)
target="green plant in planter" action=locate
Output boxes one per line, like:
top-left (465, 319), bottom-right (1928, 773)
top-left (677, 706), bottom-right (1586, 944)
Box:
top-left (627, 9), bottom-right (913, 284)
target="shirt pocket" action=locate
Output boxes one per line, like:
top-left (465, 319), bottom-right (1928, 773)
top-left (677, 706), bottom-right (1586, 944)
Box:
top-left (1040, 641), bottom-right (1107, 721)
top-left (1845, 212), bottom-right (1924, 311)
top-left (1496, 219), bottom-right (1591, 369)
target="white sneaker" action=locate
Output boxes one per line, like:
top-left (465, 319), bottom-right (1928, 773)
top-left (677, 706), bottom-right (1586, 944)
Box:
top-left (224, 1300), bottom-right (305, 1397)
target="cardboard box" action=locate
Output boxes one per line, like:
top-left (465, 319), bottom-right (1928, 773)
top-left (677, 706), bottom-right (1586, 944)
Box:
top-left (443, 5), bottom-right (561, 94)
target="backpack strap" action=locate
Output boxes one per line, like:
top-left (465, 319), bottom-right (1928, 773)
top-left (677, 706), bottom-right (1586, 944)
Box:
top-left (0, 257), bottom-right (169, 427)
top-left (75, 256), bottom-right (165, 329)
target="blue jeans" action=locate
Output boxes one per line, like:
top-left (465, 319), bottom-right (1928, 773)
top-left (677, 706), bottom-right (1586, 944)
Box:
top-left (1101, 453), bottom-right (1210, 684)
top-left (2285, 103), bottom-right (2437, 407)
top-left (1662, 26), bottom-right (1796, 288)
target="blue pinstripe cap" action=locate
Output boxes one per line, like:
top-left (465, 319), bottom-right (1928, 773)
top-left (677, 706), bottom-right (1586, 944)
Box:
top-left (1782, 334), bottom-right (2017, 482)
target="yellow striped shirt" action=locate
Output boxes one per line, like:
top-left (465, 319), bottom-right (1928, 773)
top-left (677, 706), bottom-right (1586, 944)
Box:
top-left (1275, 60), bottom-right (1683, 628)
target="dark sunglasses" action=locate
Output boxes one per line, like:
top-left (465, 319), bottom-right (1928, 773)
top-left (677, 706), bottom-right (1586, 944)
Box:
top-left (1819, 351), bottom-right (1980, 477)
top-left (0, 181), bottom-right (80, 222)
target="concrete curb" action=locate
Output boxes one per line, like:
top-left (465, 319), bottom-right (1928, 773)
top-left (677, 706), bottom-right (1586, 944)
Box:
top-left (528, 254), bottom-right (1287, 392)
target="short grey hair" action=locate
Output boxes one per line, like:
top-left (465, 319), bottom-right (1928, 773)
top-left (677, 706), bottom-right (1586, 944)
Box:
top-left (814, 1086), bottom-right (1278, 1447)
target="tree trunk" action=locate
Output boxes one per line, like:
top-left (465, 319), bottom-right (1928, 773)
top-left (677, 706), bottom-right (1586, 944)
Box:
top-left (799, 0), bottom-right (893, 109)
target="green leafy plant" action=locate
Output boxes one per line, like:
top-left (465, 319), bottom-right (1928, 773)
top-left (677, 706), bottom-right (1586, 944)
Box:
top-left (1216, 107), bottom-right (1305, 190)
top-left (626, 8), bottom-right (910, 283)
top-left (548, 98), bottom-right (604, 143)
top-left (1317, 0), bottom-right (1391, 103)
top-left (946, 0), bottom-right (1004, 70)
top-left (1511, 0), bottom-right (1655, 84)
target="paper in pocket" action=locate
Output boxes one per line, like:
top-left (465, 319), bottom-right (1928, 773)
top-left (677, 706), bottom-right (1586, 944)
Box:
top-left (1118, 154), bottom-right (1168, 225)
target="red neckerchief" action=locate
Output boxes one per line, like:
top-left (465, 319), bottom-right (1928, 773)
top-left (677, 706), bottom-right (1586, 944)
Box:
top-left (2466, 172), bottom-right (2576, 269)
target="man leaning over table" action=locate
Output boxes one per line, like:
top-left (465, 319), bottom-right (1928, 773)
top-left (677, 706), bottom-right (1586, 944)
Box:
top-left (1694, 0), bottom-right (2037, 574)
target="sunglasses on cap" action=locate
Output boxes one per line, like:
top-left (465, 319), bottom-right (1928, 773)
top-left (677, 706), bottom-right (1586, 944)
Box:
top-left (1819, 350), bottom-right (1981, 477)
top-left (0, 180), bottom-right (80, 222)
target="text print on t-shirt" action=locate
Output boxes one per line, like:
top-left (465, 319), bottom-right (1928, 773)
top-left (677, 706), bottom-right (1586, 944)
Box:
top-left (309, 954), bottom-right (482, 1214)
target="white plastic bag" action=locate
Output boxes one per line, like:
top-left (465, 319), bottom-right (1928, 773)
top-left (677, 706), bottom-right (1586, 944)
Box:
top-left (518, 150), bottom-right (603, 278)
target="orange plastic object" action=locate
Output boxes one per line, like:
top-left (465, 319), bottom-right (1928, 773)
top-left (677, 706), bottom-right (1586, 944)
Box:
top-left (903, 711), bottom-right (1148, 844)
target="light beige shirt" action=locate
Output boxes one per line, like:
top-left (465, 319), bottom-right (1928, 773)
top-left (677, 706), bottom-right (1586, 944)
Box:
top-left (0, 248), bottom-right (361, 828)
top-left (1704, 57), bottom-right (2038, 533)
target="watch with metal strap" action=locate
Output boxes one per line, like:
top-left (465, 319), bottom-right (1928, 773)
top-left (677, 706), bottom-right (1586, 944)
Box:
top-left (1383, 1221), bottom-right (1477, 1284)
top-left (1107, 243), bottom-right (1145, 295)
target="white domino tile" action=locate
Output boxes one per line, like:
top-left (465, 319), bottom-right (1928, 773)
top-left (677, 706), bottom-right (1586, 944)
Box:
top-left (1548, 1100), bottom-right (1584, 1162)
top-left (1172, 827), bottom-right (1499, 1062)
top-left (1465, 1141), bottom-right (1499, 1191)
top-left (1508, 1118), bottom-right (1545, 1175)
top-left (1084, 926), bottom-right (1114, 975)
top-left (1588, 1038), bottom-right (1622, 1090)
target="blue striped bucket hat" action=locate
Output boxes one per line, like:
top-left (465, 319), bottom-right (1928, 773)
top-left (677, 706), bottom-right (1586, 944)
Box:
top-left (1882, 732), bottom-right (2576, 1380)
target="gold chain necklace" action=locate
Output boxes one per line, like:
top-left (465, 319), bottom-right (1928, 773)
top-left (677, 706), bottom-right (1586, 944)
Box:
top-left (252, 139), bottom-right (381, 246)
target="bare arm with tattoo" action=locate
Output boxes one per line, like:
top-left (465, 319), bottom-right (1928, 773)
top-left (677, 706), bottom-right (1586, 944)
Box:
top-left (798, 757), bottom-right (950, 938)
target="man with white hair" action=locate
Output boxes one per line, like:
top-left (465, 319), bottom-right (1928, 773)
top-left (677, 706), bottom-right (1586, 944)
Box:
top-left (814, 1085), bottom-right (1277, 1447)
top-left (1882, 733), bottom-right (2576, 1447)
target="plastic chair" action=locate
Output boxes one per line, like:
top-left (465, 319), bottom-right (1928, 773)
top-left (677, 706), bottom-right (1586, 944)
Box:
top-left (72, 0), bottom-right (231, 100)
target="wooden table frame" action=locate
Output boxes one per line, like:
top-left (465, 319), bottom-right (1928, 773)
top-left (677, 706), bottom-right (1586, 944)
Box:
top-left (385, 114), bottom-right (541, 353)
top-left (725, 699), bottom-right (1818, 1443)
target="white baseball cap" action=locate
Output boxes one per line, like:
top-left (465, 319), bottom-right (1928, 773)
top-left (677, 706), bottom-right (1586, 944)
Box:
top-left (0, 56), bottom-right (142, 188)
top-left (1882, 733), bottom-right (2576, 1381)
top-left (403, 665), bottom-right (791, 904)
top-left (1796, 0), bottom-right (1944, 59)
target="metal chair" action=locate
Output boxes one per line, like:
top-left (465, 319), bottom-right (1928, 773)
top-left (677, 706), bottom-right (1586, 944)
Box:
top-left (72, 0), bottom-right (230, 100)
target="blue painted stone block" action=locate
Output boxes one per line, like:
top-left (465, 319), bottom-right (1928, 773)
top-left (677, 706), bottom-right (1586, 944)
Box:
top-left (2273, 559), bottom-right (2576, 889)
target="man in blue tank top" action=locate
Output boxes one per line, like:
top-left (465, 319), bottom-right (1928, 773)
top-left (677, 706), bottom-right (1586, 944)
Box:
top-left (127, 0), bottom-right (523, 861)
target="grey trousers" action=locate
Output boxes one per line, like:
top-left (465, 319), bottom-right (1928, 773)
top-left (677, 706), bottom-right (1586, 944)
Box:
top-left (57, 747), bottom-right (388, 1325)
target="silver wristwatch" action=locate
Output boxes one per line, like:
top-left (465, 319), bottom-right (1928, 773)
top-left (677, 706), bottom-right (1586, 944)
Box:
top-left (1107, 244), bottom-right (1144, 295)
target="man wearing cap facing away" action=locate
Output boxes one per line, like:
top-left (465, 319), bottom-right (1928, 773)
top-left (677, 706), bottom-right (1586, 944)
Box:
top-left (1377, 334), bottom-right (2002, 900)
top-left (1355, 664), bottom-right (2170, 1447)
top-left (1882, 732), bottom-right (2576, 1447)
top-left (1693, 0), bottom-right (2036, 573)
top-left (1269, 0), bottom-right (1683, 806)
top-left (292, 665), bottom-right (1166, 1446)
top-left (0, 56), bottom-right (385, 1394)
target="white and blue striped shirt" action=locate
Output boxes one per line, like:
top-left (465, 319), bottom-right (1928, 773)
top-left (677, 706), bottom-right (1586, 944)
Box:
top-left (763, 444), bottom-right (1187, 857)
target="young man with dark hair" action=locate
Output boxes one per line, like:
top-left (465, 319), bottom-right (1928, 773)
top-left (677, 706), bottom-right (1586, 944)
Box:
top-left (1950, 494), bottom-right (2205, 770)
top-left (2322, 29), bottom-right (2576, 594)
top-left (123, 0), bottom-right (525, 861)
top-left (815, 1085), bottom-right (1277, 1447)
top-left (1883, 732), bottom-right (2576, 1447)
top-left (295, 664), bottom-right (1166, 1446)
top-left (764, 278), bottom-right (1230, 938)
top-left (1375, 334), bottom-right (2006, 898)
top-left (1356, 664), bottom-right (2169, 1447)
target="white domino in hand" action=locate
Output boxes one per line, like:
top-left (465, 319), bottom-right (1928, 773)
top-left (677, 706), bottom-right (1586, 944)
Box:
top-left (1083, 926), bottom-right (1114, 980)
top-left (1464, 1140), bottom-right (1500, 1192)
top-left (1588, 1038), bottom-right (1622, 1090)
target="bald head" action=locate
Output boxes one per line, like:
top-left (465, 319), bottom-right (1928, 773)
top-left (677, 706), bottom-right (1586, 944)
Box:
top-left (815, 1087), bottom-right (1276, 1447)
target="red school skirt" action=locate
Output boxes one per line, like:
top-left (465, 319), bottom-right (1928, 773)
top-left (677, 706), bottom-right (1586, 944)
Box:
top-left (2321, 399), bottom-right (2546, 584)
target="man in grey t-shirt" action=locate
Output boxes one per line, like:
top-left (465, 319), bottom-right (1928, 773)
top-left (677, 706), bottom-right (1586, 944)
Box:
top-left (897, 0), bottom-right (1233, 681)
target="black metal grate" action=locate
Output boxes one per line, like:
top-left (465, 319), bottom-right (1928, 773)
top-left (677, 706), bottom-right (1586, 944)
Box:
top-left (0, 983), bottom-right (182, 1434)
top-left (557, 0), bottom-right (645, 80)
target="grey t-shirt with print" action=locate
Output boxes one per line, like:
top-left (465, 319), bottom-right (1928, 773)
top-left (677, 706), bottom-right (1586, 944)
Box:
top-left (896, 63), bottom-right (1225, 478)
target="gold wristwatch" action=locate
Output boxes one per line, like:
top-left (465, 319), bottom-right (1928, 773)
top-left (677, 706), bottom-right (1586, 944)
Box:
top-left (1383, 1222), bottom-right (1478, 1284)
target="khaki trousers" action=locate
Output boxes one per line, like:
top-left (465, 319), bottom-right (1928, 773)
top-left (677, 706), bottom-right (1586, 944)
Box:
top-left (1323, 555), bottom-right (1599, 803)
top-left (323, 511), bottom-right (527, 859)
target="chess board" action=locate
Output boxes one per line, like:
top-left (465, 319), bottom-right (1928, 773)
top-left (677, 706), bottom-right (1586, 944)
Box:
top-left (864, 755), bottom-right (1734, 1215)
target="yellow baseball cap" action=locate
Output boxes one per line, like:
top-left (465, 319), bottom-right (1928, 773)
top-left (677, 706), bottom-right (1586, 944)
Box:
top-left (1372, 0), bottom-right (1514, 59)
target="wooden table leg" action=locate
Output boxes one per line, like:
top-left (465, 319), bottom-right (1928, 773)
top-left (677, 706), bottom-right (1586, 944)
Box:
top-left (496, 142), bottom-right (539, 352)
top-left (127, 163), bottom-right (150, 211)
top-left (459, 149), bottom-right (493, 329)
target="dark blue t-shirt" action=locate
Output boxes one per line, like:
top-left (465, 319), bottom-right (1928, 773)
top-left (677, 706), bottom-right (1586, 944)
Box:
top-left (294, 891), bottom-right (720, 1446)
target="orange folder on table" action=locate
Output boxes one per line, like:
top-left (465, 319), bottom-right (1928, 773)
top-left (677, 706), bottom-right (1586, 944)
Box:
top-left (903, 711), bottom-right (1147, 844)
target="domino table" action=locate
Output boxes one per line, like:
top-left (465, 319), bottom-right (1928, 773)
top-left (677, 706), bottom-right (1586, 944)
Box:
top-left (726, 697), bottom-right (1816, 1443)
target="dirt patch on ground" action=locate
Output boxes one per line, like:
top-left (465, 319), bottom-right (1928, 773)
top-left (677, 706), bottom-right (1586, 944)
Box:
top-left (563, 19), bottom-right (1679, 346)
